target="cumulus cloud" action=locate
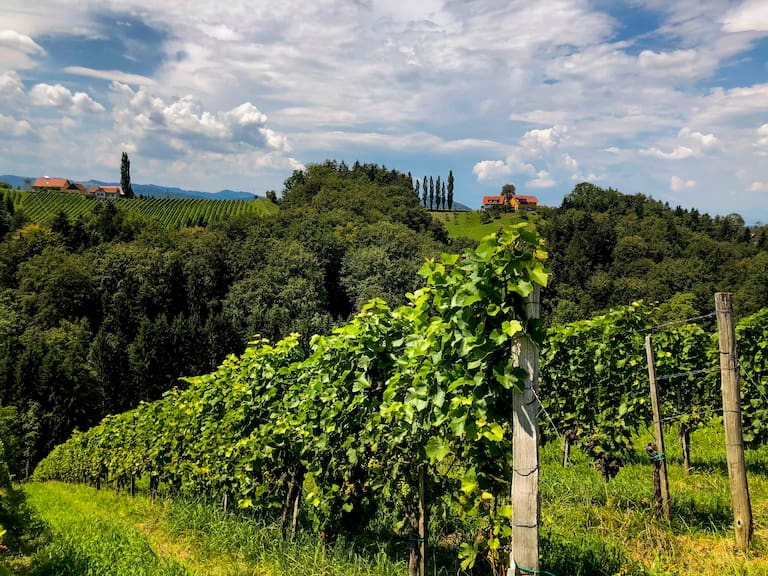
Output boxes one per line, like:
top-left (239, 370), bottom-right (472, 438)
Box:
top-left (29, 83), bottom-right (105, 114)
top-left (473, 160), bottom-right (512, 181)
top-left (641, 127), bottom-right (718, 160)
top-left (0, 70), bottom-right (25, 103)
top-left (0, 113), bottom-right (31, 136)
top-left (111, 83), bottom-right (290, 154)
top-left (670, 176), bottom-right (696, 191)
top-left (750, 182), bottom-right (768, 192)
top-left (527, 170), bottom-right (556, 189)
top-left (521, 125), bottom-right (567, 154)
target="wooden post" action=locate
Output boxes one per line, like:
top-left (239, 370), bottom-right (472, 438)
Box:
top-left (645, 336), bottom-right (670, 517)
top-left (715, 292), bottom-right (753, 551)
top-left (418, 467), bottom-right (428, 576)
top-left (563, 429), bottom-right (576, 467)
top-left (509, 288), bottom-right (540, 576)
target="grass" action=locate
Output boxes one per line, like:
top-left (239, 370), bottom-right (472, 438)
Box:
top-left (7, 421), bottom-right (768, 575)
top-left (432, 210), bottom-right (537, 241)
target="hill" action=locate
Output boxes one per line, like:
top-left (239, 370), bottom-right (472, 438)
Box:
top-left (0, 175), bottom-right (257, 200)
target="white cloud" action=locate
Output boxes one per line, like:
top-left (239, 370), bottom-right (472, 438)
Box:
top-left (640, 127), bottom-right (718, 160)
top-left (755, 124), bottom-right (768, 155)
top-left (0, 113), bottom-right (31, 136)
top-left (0, 29), bottom-right (44, 54)
top-left (112, 84), bottom-right (290, 153)
top-left (527, 170), bottom-right (556, 189)
top-left (473, 160), bottom-right (512, 181)
top-left (750, 182), bottom-right (768, 192)
top-left (64, 66), bottom-right (156, 86)
top-left (521, 125), bottom-right (567, 154)
top-left (29, 83), bottom-right (105, 114)
top-left (0, 70), bottom-right (25, 103)
top-left (670, 176), bottom-right (696, 191)
top-left (723, 0), bottom-right (768, 32)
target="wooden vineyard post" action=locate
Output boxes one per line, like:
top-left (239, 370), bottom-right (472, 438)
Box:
top-left (509, 287), bottom-right (540, 576)
top-left (418, 467), bottom-right (428, 576)
top-left (715, 292), bottom-right (753, 551)
top-left (645, 336), bottom-right (670, 517)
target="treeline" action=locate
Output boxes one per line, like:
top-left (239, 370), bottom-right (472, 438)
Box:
top-left (411, 170), bottom-right (455, 211)
top-left (0, 161), bottom-right (451, 477)
top-left (540, 182), bottom-right (768, 325)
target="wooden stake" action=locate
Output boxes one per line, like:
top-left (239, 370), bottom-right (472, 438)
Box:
top-left (418, 467), bottom-right (428, 576)
top-left (715, 292), bottom-right (753, 552)
top-left (645, 335), bottom-right (670, 517)
top-left (509, 288), bottom-right (540, 576)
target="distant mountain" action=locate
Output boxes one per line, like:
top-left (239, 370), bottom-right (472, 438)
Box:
top-left (0, 175), bottom-right (257, 200)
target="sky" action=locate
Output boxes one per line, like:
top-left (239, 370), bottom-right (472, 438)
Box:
top-left (0, 1), bottom-right (767, 217)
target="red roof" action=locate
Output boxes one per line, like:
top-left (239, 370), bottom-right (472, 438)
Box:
top-left (101, 186), bottom-right (122, 194)
top-left (514, 195), bottom-right (538, 204)
top-left (482, 195), bottom-right (505, 205)
top-left (33, 177), bottom-right (71, 189)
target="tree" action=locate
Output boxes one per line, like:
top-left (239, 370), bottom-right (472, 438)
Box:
top-left (266, 190), bottom-right (278, 202)
top-left (442, 182), bottom-right (447, 210)
top-left (501, 183), bottom-right (516, 203)
top-left (429, 176), bottom-right (434, 210)
top-left (414, 179), bottom-right (420, 200)
top-left (447, 170), bottom-right (454, 210)
top-left (422, 176), bottom-right (427, 208)
top-left (120, 152), bottom-right (135, 199)
top-left (435, 176), bottom-right (441, 211)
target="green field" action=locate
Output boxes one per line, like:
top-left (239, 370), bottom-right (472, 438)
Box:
top-left (0, 190), bottom-right (278, 227)
top-left (432, 210), bottom-right (537, 241)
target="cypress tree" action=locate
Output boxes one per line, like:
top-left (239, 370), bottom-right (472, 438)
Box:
top-left (429, 176), bottom-right (434, 210)
top-left (415, 179), bottom-right (420, 199)
top-left (120, 152), bottom-right (134, 199)
top-left (442, 182), bottom-right (447, 210)
top-left (447, 170), bottom-right (454, 210)
top-left (422, 176), bottom-right (428, 207)
top-left (435, 176), bottom-right (441, 211)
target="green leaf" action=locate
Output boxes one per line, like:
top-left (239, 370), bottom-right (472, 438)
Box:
top-left (425, 437), bottom-right (451, 463)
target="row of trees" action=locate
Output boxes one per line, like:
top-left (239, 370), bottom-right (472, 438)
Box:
top-left (410, 171), bottom-right (455, 211)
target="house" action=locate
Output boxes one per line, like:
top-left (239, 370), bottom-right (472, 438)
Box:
top-left (32, 177), bottom-right (79, 191)
top-left (482, 195), bottom-right (505, 206)
top-left (509, 195), bottom-right (538, 212)
top-left (86, 185), bottom-right (124, 200)
top-left (481, 193), bottom-right (539, 211)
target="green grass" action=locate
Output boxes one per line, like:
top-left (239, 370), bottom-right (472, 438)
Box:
top-left (432, 210), bottom-right (537, 241)
top-left (10, 421), bottom-right (768, 576)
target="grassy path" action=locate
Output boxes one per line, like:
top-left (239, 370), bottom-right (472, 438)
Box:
top-left (15, 482), bottom-right (404, 576)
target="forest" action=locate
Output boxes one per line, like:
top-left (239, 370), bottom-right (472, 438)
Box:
top-left (0, 163), bottom-right (766, 480)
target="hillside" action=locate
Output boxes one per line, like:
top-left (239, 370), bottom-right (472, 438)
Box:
top-left (0, 174), bottom-right (258, 200)
top-left (0, 189), bottom-right (277, 227)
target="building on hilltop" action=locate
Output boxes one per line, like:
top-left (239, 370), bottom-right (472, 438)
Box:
top-left (32, 177), bottom-right (79, 191)
top-left (86, 185), bottom-right (124, 200)
top-left (481, 193), bottom-right (538, 212)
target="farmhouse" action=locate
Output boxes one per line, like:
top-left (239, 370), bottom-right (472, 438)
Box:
top-left (32, 177), bottom-right (80, 191)
top-left (481, 193), bottom-right (538, 212)
top-left (86, 186), bottom-right (124, 200)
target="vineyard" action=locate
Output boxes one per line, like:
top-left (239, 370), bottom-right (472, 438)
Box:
top-left (32, 225), bottom-right (768, 574)
top-left (0, 190), bottom-right (277, 226)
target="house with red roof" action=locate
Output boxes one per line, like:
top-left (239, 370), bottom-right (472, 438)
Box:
top-left (32, 177), bottom-right (79, 191)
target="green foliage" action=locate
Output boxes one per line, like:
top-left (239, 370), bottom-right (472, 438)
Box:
top-left (34, 223), bottom-right (549, 570)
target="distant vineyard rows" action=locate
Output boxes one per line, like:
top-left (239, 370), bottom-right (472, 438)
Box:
top-left (1, 190), bottom-right (277, 226)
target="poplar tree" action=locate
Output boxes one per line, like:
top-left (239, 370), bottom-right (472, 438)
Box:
top-left (120, 152), bottom-right (134, 199)
top-left (447, 170), bottom-right (454, 210)
top-left (442, 182), bottom-right (447, 210)
top-left (422, 176), bottom-right (428, 207)
top-left (415, 179), bottom-right (420, 199)
top-left (429, 176), bottom-right (434, 210)
top-left (435, 176), bottom-right (442, 211)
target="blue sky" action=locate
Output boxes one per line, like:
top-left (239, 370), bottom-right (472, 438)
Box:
top-left (0, 1), bottom-right (767, 218)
